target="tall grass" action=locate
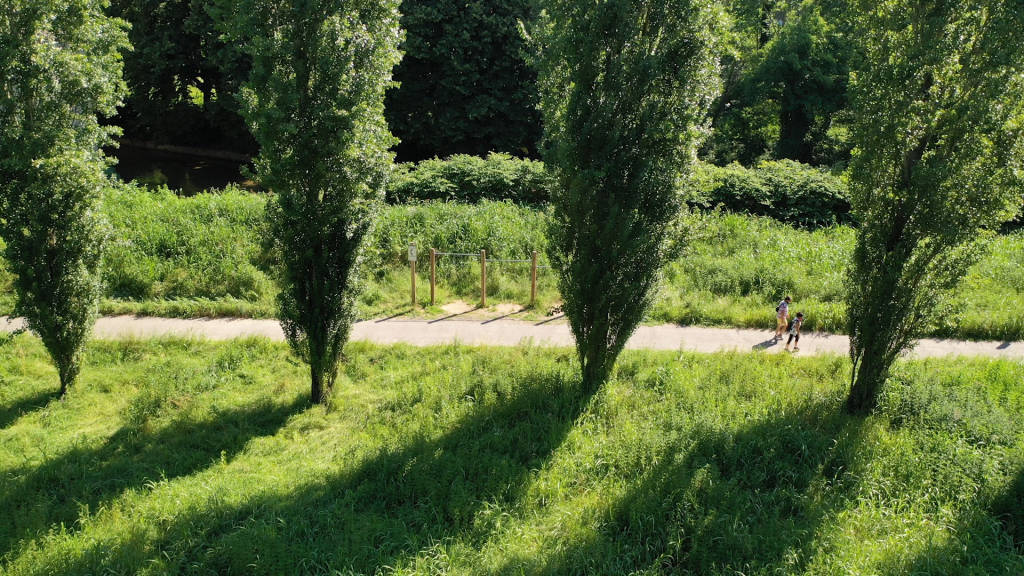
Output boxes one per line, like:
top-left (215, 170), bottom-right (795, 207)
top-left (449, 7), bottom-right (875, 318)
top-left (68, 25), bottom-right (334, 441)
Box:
top-left (0, 185), bottom-right (1021, 340)
top-left (0, 337), bottom-right (1021, 574)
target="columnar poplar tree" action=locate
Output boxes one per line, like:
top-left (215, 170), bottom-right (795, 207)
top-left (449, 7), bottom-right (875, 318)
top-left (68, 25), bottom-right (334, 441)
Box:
top-left (0, 0), bottom-right (128, 396)
top-left (225, 0), bottom-right (402, 404)
top-left (535, 0), bottom-right (723, 392)
top-left (845, 0), bottom-right (1024, 414)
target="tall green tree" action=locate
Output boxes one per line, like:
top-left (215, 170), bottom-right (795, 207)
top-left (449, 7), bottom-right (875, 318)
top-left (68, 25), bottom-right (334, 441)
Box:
top-left (535, 0), bottom-right (722, 391)
top-left (386, 0), bottom-right (541, 161)
top-left (225, 0), bottom-right (402, 404)
top-left (0, 0), bottom-right (128, 396)
top-left (845, 0), bottom-right (1024, 414)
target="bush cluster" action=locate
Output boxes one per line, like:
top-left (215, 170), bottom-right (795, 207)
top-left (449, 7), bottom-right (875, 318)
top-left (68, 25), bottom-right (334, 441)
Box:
top-left (388, 155), bottom-right (852, 228)
top-left (693, 160), bottom-right (852, 227)
top-left (387, 153), bottom-right (551, 204)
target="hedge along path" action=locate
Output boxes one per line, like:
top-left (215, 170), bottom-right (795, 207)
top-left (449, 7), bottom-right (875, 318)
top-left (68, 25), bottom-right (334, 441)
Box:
top-left (0, 316), bottom-right (1021, 359)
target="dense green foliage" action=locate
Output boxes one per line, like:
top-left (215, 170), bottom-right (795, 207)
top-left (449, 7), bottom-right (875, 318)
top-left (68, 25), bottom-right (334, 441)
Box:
top-left (695, 160), bottom-right (850, 227)
top-left (102, 185), bottom-right (272, 306)
top-left (0, 0), bottom-right (129, 395)
top-left (225, 0), bottom-right (403, 403)
top-left (386, 0), bottom-right (540, 161)
top-left (705, 0), bottom-right (855, 167)
top-left (1, 338), bottom-right (1023, 573)
top-left (103, 0), bottom-right (866, 169)
top-left (108, 0), bottom-right (253, 150)
top-left (2, 191), bottom-right (1021, 340)
top-left (536, 0), bottom-right (723, 390)
top-left (844, 0), bottom-right (1024, 413)
top-left (107, 0), bottom-right (542, 161)
top-left (387, 153), bottom-right (550, 204)
top-left (388, 156), bottom-right (850, 228)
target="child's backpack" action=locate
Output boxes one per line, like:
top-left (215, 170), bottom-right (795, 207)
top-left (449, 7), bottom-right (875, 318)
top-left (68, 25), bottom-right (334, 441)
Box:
top-left (787, 318), bottom-right (796, 331)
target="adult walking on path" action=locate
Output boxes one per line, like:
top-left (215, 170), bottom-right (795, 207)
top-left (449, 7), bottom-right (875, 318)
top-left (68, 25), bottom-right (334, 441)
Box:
top-left (1, 315), bottom-right (1022, 359)
top-left (775, 296), bottom-right (792, 340)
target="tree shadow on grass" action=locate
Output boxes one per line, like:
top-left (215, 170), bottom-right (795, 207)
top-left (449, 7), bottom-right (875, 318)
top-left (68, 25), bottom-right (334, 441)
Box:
top-left (0, 393), bottom-right (309, 558)
top-left (505, 398), bottom-right (867, 575)
top-left (891, 464), bottom-right (1024, 574)
top-left (0, 388), bottom-right (58, 430)
top-left (37, 369), bottom-right (591, 575)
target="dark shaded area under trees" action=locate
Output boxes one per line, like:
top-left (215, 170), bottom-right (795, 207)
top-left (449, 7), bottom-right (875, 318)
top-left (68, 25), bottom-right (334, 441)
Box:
top-left (108, 0), bottom-right (255, 152)
top-left (385, 0), bottom-right (542, 161)
top-left (105, 0), bottom-right (856, 169)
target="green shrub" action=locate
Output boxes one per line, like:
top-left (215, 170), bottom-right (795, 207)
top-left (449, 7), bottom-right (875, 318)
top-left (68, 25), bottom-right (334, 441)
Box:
top-left (386, 153), bottom-right (551, 204)
top-left (387, 155), bottom-right (851, 227)
top-left (694, 160), bottom-right (851, 227)
top-left (1, 188), bottom-right (1020, 341)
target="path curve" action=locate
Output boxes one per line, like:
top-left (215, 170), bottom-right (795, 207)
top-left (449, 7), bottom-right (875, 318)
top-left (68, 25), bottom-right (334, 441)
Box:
top-left (0, 316), bottom-right (1021, 359)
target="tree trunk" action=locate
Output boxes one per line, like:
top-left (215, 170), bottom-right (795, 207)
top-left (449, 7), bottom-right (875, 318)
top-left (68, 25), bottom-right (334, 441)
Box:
top-left (846, 344), bottom-right (890, 414)
top-left (778, 104), bottom-right (813, 163)
top-left (580, 333), bottom-right (611, 396)
top-left (57, 362), bottom-right (78, 398)
top-left (311, 365), bottom-right (326, 405)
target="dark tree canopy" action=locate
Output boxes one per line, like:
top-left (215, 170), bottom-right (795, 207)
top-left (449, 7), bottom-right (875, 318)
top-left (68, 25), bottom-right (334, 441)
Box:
top-left (386, 0), bottom-right (541, 162)
top-left (109, 0), bottom-right (252, 151)
top-left (705, 0), bottom-right (854, 167)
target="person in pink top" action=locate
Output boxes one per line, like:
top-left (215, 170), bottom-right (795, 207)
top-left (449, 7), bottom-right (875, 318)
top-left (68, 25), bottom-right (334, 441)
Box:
top-left (774, 296), bottom-right (791, 340)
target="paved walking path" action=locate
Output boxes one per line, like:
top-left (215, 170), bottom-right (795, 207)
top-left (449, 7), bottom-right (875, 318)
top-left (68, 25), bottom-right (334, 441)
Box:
top-left (1, 315), bottom-right (1022, 358)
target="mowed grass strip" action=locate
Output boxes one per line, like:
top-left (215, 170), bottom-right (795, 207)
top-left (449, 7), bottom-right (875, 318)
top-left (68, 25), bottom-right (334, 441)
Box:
top-left (0, 337), bottom-right (1022, 575)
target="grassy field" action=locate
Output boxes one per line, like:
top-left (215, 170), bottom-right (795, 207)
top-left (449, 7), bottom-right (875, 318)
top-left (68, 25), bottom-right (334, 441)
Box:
top-left (0, 337), bottom-right (1022, 574)
top-left (0, 185), bottom-right (1021, 340)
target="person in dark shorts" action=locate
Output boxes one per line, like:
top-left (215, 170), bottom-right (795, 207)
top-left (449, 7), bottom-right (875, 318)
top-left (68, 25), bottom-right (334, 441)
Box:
top-left (785, 312), bottom-right (804, 352)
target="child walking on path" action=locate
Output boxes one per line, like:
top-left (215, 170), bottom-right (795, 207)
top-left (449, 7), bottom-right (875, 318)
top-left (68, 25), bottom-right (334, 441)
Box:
top-left (775, 296), bottom-right (792, 340)
top-left (785, 312), bottom-right (804, 352)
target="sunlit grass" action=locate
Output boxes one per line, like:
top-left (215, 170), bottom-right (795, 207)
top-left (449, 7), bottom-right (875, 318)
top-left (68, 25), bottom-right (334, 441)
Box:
top-left (1, 336), bottom-right (1022, 574)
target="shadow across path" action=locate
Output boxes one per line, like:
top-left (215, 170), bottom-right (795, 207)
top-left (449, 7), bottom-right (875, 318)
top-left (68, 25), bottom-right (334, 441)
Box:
top-left (428, 307), bottom-right (479, 323)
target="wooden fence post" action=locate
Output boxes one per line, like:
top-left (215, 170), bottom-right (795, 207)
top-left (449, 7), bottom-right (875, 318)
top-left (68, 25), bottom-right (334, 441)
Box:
top-left (480, 249), bottom-right (487, 307)
top-left (430, 248), bottom-right (436, 306)
top-left (530, 251), bottom-right (538, 307)
top-left (410, 242), bottom-right (417, 309)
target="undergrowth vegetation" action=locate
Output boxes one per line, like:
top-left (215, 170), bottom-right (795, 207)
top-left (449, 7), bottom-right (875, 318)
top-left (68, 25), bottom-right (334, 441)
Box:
top-left (0, 185), bottom-right (1020, 340)
top-left (0, 337), bottom-right (1021, 574)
